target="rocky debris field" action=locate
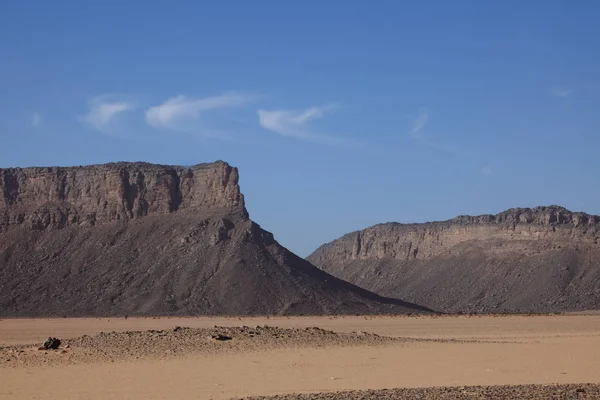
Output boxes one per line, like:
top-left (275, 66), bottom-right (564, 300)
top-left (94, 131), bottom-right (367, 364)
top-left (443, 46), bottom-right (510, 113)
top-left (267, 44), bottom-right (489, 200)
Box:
top-left (0, 325), bottom-right (398, 367)
top-left (240, 384), bottom-right (600, 399)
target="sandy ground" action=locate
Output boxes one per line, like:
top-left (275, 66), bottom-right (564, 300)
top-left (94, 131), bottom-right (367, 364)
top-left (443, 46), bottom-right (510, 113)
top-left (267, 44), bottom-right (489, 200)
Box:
top-left (1, 315), bottom-right (600, 399)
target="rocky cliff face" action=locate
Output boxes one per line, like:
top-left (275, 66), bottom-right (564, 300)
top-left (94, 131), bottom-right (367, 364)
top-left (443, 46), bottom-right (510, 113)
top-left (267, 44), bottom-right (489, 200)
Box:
top-left (310, 206), bottom-right (600, 264)
top-left (0, 161), bottom-right (246, 231)
top-left (0, 161), bottom-right (428, 317)
top-left (308, 206), bottom-right (600, 313)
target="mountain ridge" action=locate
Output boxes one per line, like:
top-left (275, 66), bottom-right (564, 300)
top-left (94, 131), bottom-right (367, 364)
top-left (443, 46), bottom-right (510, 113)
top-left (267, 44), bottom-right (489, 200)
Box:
top-left (308, 205), bottom-right (600, 314)
top-left (331, 205), bottom-right (600, 235)
top-left (0, 160), bottom-right (430, 317)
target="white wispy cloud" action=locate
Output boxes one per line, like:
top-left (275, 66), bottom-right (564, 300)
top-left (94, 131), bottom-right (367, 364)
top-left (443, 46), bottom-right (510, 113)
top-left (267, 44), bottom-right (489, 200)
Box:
top-left (145, 92), bottom-right (253, 129)
top-left (408, 109), bottom-right (458, 154)
top-left (80, 95), bottom-right (135, 132)
top-left (407, 108), bottom-right (494, 174)
top-left (419, 138), bottom-right (460, 154)
top-left (31, 112), bottom-right (41, 128)
top-left (258, 104), bottom-right (352, 146)
top-left (410, 109), bottom-right (429, 137)
top-left (551, 87), bottom-right (574, 97)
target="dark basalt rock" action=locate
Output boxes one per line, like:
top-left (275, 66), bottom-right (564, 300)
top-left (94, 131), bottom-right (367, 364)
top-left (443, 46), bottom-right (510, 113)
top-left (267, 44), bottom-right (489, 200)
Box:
top-left (41, 337), bottom-right (61, 350)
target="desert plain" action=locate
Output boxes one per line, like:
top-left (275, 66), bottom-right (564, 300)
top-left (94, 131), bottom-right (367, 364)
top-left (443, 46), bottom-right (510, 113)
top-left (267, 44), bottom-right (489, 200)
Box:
top-left (1, 314), bottom-right (600, 399)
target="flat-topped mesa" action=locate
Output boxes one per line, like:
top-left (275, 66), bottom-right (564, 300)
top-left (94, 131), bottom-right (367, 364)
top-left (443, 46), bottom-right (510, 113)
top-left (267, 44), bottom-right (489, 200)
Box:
top-left (0, 160), bottom-right (246, 231)
top-left (308, 206), bottom-right (600, 314)
top-left (374, 206), bottom-right (600, 229)
top-left (309, 206), bottom-right (600, 265)
top-left (0, 160), bottom-right (428, 316)
top-left (450, 205), bottom-right (600, 227)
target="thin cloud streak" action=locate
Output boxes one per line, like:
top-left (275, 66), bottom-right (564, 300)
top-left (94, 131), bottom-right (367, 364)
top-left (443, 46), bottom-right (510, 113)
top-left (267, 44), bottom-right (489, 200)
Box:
top-left (145, 92), bottom-right (254, 129)
top-left (419, 137), bottom-right (461, 154)
top-left (411, 109), bottom-right (429, 137)
top-left (31, 112), bottom-right (41, 127)
top-left (407, 109), bottom-right (493, 175)
top-left (258, 104), bottom-right (356, 146)
top-left (80, 95), bottom-right (135, 133)
top-left (481, 166), bottom-right (492, 175)
top-left (551, 87), bottom-right (574, 97)
top-left (408, 109), bottom-right (458, 154)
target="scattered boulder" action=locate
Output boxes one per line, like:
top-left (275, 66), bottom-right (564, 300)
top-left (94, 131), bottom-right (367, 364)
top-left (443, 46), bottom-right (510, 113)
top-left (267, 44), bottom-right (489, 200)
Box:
top-left (41, 337), bottom-right (61, 350)
top-left (211, 334), bottom-right (233, 341)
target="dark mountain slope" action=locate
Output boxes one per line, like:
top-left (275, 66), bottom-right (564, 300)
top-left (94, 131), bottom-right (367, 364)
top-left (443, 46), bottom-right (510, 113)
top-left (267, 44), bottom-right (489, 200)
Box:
top-left (0, 161), bottom-right (429, 317)
top-left (308, 206), bottom-right (600, 313)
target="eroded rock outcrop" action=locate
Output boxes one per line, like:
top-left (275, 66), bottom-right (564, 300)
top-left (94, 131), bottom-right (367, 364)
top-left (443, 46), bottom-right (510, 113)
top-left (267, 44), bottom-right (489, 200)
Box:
top-left (0, 161), bottom-right (246, 231)
top-left (0, 161), bottom-right (429, 317)
top-left (308, 206), bottom-right (600, 313)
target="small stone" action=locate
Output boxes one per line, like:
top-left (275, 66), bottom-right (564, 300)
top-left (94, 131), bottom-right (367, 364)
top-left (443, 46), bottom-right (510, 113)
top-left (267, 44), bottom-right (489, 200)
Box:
top-left (211, 334), bottom-right (232, 341)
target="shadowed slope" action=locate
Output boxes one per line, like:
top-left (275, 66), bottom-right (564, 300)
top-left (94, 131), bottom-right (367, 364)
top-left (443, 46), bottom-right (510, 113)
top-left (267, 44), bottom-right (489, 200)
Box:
top-left (308, 206), bottom-right (600, 313)
top-left (0, 161), bottom-right (429, 316)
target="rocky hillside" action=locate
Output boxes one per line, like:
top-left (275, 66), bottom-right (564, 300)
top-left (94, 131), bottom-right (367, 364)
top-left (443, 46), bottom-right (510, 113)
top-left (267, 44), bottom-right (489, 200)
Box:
top-left (0, 161), bottom-right (429, 317)
top-left (308, 206), bottom-right (600, 313)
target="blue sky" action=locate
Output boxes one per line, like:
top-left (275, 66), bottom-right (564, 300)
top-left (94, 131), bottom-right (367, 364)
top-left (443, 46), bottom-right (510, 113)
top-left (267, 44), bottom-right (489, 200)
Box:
top-left (1, 1), bottom-right (599, 256)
